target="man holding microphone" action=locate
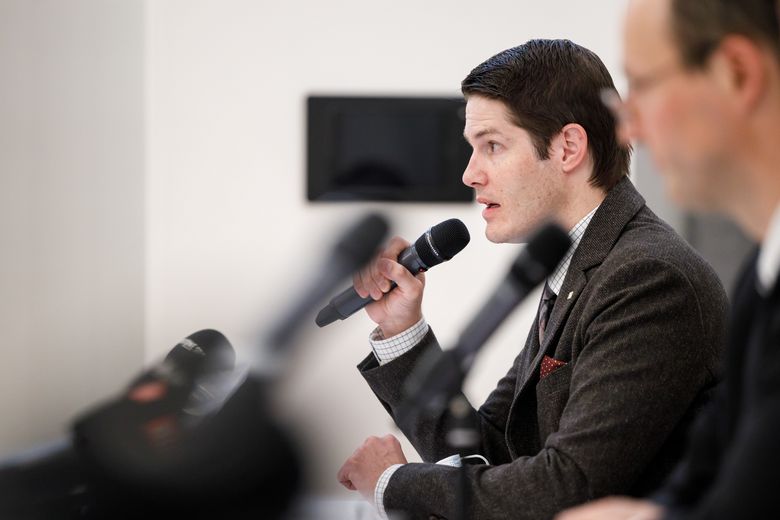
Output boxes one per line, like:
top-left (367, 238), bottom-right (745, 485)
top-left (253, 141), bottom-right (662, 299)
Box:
top-left (338, 39), bottom-right (728, 519)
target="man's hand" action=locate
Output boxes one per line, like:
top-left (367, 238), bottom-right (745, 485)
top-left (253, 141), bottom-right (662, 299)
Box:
top-left (337, 434), bottom-right (408, 502)
top-left (555, 497), bottom-right (664, 520)
top-left (353, 236), bottom-right (425, 337)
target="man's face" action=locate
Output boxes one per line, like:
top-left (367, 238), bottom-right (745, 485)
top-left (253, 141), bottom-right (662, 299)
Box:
top-left (622, 0), bottom-right (738, 211)
top-left (462, 95), bottom-right (563, 244)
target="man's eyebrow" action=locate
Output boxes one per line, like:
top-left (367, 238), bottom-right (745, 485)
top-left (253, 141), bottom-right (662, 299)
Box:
top-left (463, 128), bottom-right (502, 143)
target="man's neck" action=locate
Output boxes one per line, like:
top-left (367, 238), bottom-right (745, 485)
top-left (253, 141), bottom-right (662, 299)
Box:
top-left (731, 74), bottom-right (780, 242)
top-left (559, 183), bottom-right (607, 232)
top-left (730, 129), bottom-right (780, 242)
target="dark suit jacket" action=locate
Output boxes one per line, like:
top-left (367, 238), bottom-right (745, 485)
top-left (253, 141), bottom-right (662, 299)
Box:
top-left (655, 249), bottom-right (780, 519)
top-left (357, 178), bottom-right (729, 520)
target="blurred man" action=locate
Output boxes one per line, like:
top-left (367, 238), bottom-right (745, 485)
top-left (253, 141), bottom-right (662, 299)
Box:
top-left (337, 39), bottom-right (728, 520)
top-left (557, 0), bottom-right (780, 519)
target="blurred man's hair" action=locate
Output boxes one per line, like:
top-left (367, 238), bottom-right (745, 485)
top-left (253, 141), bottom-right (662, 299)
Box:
top-left (671, 0), bottom-right (780, 67)
top-left (461, 39), bottom-right (630, 191)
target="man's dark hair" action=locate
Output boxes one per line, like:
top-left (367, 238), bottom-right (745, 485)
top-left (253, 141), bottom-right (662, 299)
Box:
top-left (461, 39), bottom-right (630, 191)
top-left (671, 0), bottom-right (780, 68)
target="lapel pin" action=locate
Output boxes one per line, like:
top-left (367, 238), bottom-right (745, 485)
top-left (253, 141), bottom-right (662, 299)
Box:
top-left (567, 291), bottom-right (574, 300)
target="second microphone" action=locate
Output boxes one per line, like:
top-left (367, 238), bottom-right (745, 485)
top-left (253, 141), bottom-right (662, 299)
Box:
top-left (315, 218), bottom-right (470, 327)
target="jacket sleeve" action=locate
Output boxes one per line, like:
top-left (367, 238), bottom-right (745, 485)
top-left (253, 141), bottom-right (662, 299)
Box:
top-left (651, 386), bottom-right (727, 511)
top-left (358, 326), bottom-right (523, 466)
top-left (662, 277), bottom-right (780, 519)
top-left (662, 352), bottom-right (780, 519)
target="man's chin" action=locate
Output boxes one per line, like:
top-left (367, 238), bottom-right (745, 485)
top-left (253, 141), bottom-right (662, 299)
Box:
top-left (663, 175), bottom-right (710, 212)
top-left (485, 228), bottom-right (525, 245)
top-left (484, 229), bottom-right (504, 244)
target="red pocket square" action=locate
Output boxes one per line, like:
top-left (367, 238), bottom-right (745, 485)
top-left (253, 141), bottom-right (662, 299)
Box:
top-left (540, 355), bottom-right (567, 379)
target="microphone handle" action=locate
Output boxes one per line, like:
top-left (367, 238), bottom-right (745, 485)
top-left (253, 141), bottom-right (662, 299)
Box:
top-left (326, 286), bottom-right (382, 321)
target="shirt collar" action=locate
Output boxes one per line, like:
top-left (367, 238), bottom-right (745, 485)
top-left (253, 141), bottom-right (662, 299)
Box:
top-left (547, 205), bottom-right (600, 295)
top-left (757, 203), bottom-right (780, 295)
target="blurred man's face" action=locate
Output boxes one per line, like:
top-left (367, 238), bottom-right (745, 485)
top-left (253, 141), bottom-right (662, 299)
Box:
top-left (622, 0), bottom-right (739, 212)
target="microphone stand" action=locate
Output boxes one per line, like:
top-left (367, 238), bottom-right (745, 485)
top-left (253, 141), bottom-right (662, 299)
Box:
top-left (445, 395), bottom-right (479, 520)
top-left (398, 350), bottom-right (477, 520)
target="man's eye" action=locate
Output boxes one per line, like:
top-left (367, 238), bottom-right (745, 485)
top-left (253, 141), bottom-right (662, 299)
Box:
top-left (488, 142), bottom-right (500, 153)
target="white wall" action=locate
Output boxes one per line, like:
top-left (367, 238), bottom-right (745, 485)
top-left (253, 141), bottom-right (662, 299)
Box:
top-left (146, 0), bottom-right (628, 496)
top-left (0, 0), bottom-right (145, 456)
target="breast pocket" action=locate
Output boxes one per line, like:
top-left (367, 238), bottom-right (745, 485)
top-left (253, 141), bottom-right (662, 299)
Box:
top-left (536, 362), bottom-right (572, 440)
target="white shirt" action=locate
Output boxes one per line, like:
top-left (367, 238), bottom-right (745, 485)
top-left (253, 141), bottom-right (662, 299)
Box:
top-left (369, 206), bottom-right (600, 518)
top-left (757, 204), bottom-right (780, 294)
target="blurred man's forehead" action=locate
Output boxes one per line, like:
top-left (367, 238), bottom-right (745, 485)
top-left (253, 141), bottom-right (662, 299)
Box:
top-left (623, 0), bottom-right (678, 72)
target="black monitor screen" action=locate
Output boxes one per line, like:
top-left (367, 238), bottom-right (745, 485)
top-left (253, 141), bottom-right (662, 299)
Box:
top-left (307, 96), bottom-right (473, 202)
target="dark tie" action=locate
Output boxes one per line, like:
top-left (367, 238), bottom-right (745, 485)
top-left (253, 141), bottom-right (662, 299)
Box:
top-left (538, 281), bottom-right (557, 343)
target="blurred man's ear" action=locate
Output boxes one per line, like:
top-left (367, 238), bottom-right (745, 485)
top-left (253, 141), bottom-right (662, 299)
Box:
top-left (711, 35), bottom-right (769, 114)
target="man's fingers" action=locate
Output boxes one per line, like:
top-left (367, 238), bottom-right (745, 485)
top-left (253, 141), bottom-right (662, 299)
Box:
top-left (353, 236), bottom-right (412, 299)
top-left (352, 269), bottom-right (371, 299)
top-left (336, 461), bottom-right (356, 490)
top-left (379, 258), bottom-right (424, 296)
top-left (382, 433), bottom-right (402, 449)
top-left (339, 478), bottom-right (356, 491)
top-left (353, 261), bottom-right (388, 300)
top-left (382, 237), bottom-right (412, 260)
top-left (337, 435), bottom-right (409, 504)
top-left (555, 497), bottom-right (662, 520)
top-left (370, 261), bottom-right (393, 296)
top-left (371, 237), bottom-right (411, 298)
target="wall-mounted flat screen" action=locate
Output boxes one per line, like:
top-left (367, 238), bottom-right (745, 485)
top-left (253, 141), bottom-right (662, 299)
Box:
top-left (307, 96), bottom-right (473, 202)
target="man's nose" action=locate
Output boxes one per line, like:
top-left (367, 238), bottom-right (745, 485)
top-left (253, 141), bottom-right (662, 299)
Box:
top-left (462, 153), bottom-right (484, 187)
top-left (620, 110), bottom-right (642, 145)
top-left (601, 88), bottom-right (640, 147)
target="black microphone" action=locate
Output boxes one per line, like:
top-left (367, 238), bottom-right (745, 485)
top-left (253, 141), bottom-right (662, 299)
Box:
top-left (0, 330), bottom-right (244, 519)
top-left (73, 330), bottom-right (301, 518)
top-left (400, 222), bottom-right (571, 423)
top-left (126, 328), bottom-right (235, 392)
top-left (315, 218), bottom-right (471, 327)
top-left (73, 329), bottom-right (238, 472)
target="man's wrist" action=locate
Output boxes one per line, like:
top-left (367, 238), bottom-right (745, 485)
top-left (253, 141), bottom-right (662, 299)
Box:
top-left (374, 464), bottom-right (403, 519)
top-left (379, 314), bottom-right (423, 339)
top-left (369, 318), bottom-right (428, 365)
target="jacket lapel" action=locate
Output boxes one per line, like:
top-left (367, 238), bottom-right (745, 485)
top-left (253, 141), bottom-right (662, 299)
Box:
top-left (511, 177), bottom-right (647, 399)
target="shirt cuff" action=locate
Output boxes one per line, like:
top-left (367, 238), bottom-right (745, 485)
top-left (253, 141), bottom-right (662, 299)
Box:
top-left (374, 463), bottom-right (403, 519)
top-left (369, 318), bottom-right (428, 365)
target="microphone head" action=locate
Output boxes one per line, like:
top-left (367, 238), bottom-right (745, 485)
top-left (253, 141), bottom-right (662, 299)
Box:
top-left (414, 218), bottom-right (470, 267)
top-left (163, 329), bottom-right (235, 382)
top-left (512, 222), bottom-right (572, 285)
top-left (124, 329), bottom-right (235, 401)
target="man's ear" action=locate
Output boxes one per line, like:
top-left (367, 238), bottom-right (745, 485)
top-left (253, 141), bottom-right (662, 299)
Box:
top-left (710, 34), bottom-right (768, 115)
top-left (554, 123), bottom-right (589, 174)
